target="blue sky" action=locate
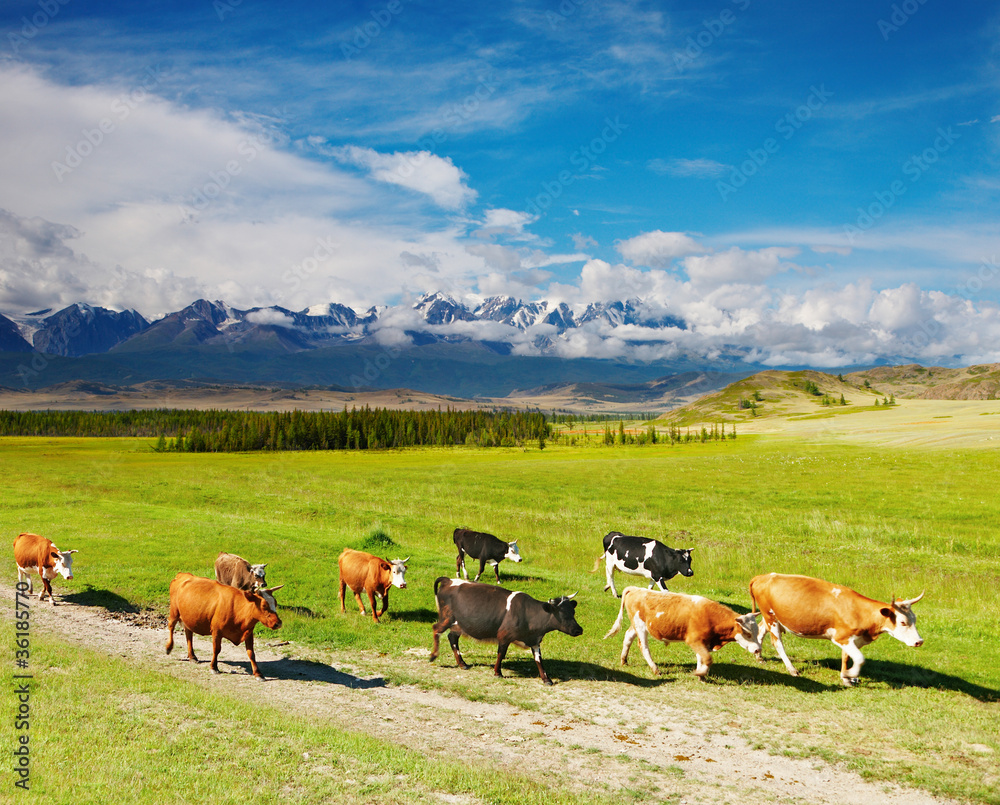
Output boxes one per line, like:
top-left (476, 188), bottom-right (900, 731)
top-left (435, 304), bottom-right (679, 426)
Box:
top-left (1, 0), bottom-right (999, 366)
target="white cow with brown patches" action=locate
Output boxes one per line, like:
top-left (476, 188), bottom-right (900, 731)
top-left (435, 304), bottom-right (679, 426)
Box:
top-left (603, 586), bottom-right (761, 679)
top-left (749, 572), bottom-right (924, 686)
top-left (13, 532), bottom-right (77, 605)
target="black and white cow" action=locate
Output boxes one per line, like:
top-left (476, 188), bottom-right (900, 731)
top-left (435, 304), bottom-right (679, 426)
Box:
top-left (453, 527), bottom-right (522, 582)
top-left (430, 577), bottom-right (583, 685)
top-left (593, 531), bottom-right (693, 598)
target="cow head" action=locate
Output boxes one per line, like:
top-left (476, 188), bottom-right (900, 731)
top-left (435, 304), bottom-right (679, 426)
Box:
top-left (545, 593), bottom-right (583, 637)
top-left (390, 558), bottom-right (409, 589)
top-left (505, 541), bottom-right (523, 563)
top-left (733, 612), bottom-right (763, 659)
top-left (880, 592), bottom-right (924, 647)
top-left (677, 548), bottom-right (694, 577)
top-left (50, 548), bottom-right (78, 580)
top-left (255, 584), bottom-right (284, 629)
top-left (250, 563), bottom-right (267, 589)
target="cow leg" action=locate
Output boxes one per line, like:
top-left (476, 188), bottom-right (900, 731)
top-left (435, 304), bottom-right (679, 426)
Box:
top-left (339, 579), bottom-right (347, 612)
top-left (456, 550), bottom-right (467, 579)
top-left (165, 605), bottom-right (179, 655)
top-left (653, 578), bottom-right (668, 592)
top-left (210, 631), bottom-right (222, 674)
top-left (245, 633), bottom-right (264, 680)
top-left (767, 624), bottom-right (799, 677)
top-left (473, 557), bottom-right (487, 582)
top-left (605, 557), bottom-right (618, 598)
top-left (377, 589), bottom-right (389, 618)
top-left (430, 608), bottom-right (453, 662)
top-left (530, 645), bottom-right (552, 686)
top-left (448, 631), bottom-right (468, 670)
top-left (40, 575), bottom-right (54, 604)
top-left (690, 641), bottom-right (712, 679)
top-left (184, 628), bottom-right (198, 663)
top-left (367, 590), bottom-right (380, 623)
top-left (619, 624), bottom-right (637, 666)
top-left (493, 639), bottom-right (511, 679)
top-left (353, 589), bottom-right (367, 616)
top-left (492, 561), bottom-right (501, 583)
top-left (17, 566), bottom-right (31, 595)
top-left (633, 617), bottom-right (660, 675)
top-left (835, 635), bottom-right (867, 686)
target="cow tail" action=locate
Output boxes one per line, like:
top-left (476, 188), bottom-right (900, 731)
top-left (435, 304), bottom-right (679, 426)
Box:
top-left (748, 579), bottom-right (758, 615)
top-left (590, 553), bottom-right (604, 574)
top-left (603, 594), bottom-right (626, 640)
top-left (434, 576), bottom-right (447, 597)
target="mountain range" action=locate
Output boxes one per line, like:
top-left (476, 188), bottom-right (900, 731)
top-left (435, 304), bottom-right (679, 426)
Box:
top-left (0, 293), bottom-right (747, 396)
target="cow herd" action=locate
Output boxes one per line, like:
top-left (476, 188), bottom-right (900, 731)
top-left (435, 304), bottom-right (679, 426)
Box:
top-left (13, 527), bottom-right (925, 688)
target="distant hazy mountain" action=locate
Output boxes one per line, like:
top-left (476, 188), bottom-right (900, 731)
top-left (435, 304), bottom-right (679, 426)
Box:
top-left (0, 292), bottom-right (744, 395)
top-left (0, 312), bottom-right (32, 352)
top-left (12, 304), bottom-right (149, 357)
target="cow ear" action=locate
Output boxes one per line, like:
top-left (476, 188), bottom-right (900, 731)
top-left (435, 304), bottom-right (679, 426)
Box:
top-left (543, 602), bottom-right (554, 614)
top-left (880, 607), bottom-right (895, 622)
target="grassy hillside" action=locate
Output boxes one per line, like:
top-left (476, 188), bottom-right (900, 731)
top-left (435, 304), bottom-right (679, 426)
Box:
top-left (656, 369), bottom-right (882, 427)
top-left (848, 363), bottom-right (1000, 400)
top-left (0, 435), bottom-right (998, 802)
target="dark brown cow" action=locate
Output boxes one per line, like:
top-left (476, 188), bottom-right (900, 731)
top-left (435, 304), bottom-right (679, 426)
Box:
top-left (430, 577), bottom-right (582, 685)
top-left (13, 532), bottom-right (77, 605)
top-left (165, 572), bottom-right (283, 680)
top-left (214, 552), bottom-right (267, 591)
top-left (604, 586), bottom-right (761, 678)
top-left (749, 572), bottom-right (924, 686)
top-left (338, 548), bottom-right (408, 623)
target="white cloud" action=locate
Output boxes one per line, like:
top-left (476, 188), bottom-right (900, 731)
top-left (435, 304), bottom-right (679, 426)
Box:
top-left (647, 158), bottom-right (731, 178)
top-left (245, 309), bottom-right (296, 327)
top-left (615, 230), bottom-right (703, 267)
top-left (326, 145), bottom-right (476, 209)
top-left (682, 247), bottom-right (800, 287)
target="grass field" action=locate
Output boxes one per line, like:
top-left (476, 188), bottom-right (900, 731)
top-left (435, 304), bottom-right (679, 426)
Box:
top-left (1, 409), bottom-right (999, 803)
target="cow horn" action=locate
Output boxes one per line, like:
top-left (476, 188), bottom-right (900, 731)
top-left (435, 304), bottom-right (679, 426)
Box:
top-left (262, 584), bottom-right (284, 593)
top-left (900, 591), bottom-right (924, 607)
top-left (565, 591), bottom-right (577, 600)
top-left (402, 557), bottom-right (410, 563)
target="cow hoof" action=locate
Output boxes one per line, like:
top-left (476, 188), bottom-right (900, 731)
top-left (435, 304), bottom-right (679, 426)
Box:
top-left (841, 677), bottom-right (858, 687)
top-left (254, 674), bottom-right (266, 681)
top-left (542, 678), bottom-right (553, 686)
top-left (211, 668), bottom-right (221, 675)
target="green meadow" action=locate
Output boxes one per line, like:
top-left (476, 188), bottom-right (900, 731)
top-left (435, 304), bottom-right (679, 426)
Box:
top-left (2, 433), bottom-right (999, 803)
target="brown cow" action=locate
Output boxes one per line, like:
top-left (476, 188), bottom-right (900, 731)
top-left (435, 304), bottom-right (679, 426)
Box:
top-left (604, 586), bottom-right (761, 679)
top-left (338, 548), bottom-right (408, 623)
top-left (14, 532), bottom-right (77, 605)
top-left (749, 572), bottom-right (924, 686)
top-left (165, 572), bottom-right (283, 680)
top-left (214, 552), bottom-right (267, 591)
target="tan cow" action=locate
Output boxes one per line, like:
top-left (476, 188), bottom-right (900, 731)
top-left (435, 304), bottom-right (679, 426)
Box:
top-left (338, 548), bottom-right (408, 623)
top-left (214, 552), bottom-right (267, 591)
top-left (166, 573), bottom-right (283, 680)
top-left (604, 586), bottom-right (762, 678)
top-left (13, 532), bottom-right (77, 605)
top-left (749, 572), bottom-right (924, 686)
